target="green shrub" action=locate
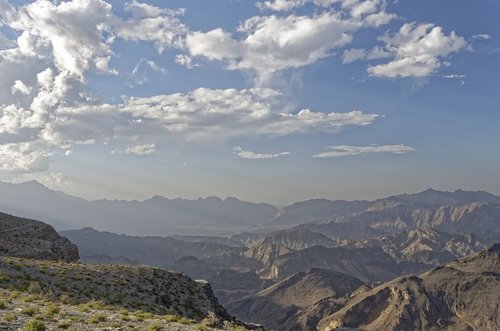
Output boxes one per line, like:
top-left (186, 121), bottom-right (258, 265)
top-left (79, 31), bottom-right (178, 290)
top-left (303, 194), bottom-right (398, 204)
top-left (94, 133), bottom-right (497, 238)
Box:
top-left (89, 313), bottom-right (106, 324)
top-left (164, 314), bottom-right (180, 322)
top-left (56, 320), bottom-right (72, 329)
top-left (0, 273), bottom-right (9, 283)
top-left (43, 303), bottom-right (60, 318)
top-left (4, 312), bottom-right (16, 321)
top-left (23, 320), bottom-right (46, 331)
top-left (21, 306), bottom-right (39, 316)
top-left (0, 300), bottom-right (6, 309)
top-left (145, 321), bottom-right (163, 331)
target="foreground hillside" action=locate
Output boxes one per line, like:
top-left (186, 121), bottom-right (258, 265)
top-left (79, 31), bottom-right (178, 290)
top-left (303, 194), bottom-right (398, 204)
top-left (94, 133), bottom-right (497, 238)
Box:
top-left (0, 212), bottom-right (78, 262)
top-left (318, 243), bottom-right (500, 331)
top-left (0, 256), bottom-right (251, 330)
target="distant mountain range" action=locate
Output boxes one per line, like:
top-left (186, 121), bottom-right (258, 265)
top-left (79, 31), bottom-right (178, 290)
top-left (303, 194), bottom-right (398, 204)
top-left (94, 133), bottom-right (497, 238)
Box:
top-left (0, 180), bottom-right (278, 235)
top-left (1, 182), bottom-right (499, 330)
top-left (1, 181), bottom-right (500, 242)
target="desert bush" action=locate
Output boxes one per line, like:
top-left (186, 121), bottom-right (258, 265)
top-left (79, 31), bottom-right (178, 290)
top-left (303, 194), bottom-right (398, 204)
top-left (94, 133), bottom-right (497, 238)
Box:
top-left (23, 320), bottom-right (46, 331)
top-left (56, 320), bottom-right (72, 329)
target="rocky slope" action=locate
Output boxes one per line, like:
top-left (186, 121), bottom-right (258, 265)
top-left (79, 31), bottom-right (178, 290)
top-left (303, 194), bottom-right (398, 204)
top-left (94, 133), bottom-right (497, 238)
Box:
top-left (253, 229), bottom-right (337, 250)
top-left (263, 246), bottom-right (404, 282)
top-left (345, 227), bottom-right (485, 265)
top-left (0, 212), bottom-right (78, 262)
top-left (318, 243), bottom-right (500, 331)
top-left (228, 268), bottom-right (364, 331)
top-left (0, 257), bottom-right (252, 330)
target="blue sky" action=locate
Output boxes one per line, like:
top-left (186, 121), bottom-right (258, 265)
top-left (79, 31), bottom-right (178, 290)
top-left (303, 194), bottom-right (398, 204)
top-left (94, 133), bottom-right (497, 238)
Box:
top-left (0, 0), bottom-right (498, 204)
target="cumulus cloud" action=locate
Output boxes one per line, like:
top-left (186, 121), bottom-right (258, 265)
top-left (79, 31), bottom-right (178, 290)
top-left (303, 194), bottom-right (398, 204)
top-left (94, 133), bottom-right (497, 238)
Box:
top-left (0, 0), bottom-right (385, 174)
top-left (342, 48), bottom-right (367, 63)
top-left (184, 1), bottom-right (395, 80)
top-left (367, 23), bottom-right (467, 78)
top-left (0, 0), bottom-right (191, 172)
top-left (112, 143), bottom-right (156, 155)
top-left (313, 144), bottom-right (414, 157)
top-left (35, 87), bottom-right (379, 149)
top-left (120, 88), bottom-right (379, 139)
top-left (116, 0), bottom-right (187, 53)
top-left (0, 141), bottom-right (51, 173)
top-left (233, 146), bottom-right (290, 159)
top-left (342, 46), bottom-right (390, 63)
top-left (11, 80), bottom-right (31, 95)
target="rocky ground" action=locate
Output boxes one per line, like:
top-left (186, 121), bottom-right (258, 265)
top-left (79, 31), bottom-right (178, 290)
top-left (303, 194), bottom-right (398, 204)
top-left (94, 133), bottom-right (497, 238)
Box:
top-left (0, 257), bottom-right (254, 331)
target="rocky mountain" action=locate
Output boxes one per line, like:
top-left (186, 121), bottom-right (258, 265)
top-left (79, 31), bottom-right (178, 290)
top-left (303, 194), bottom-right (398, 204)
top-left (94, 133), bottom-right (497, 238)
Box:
top-left (233, 229), bottom-right (337, 250)
top-left (61, 227), bottom-right (244, 267)
top-left (293, 221), bottom-right (385, 240)
top-left (339, 200), bottom-right (500, 244)
top-left (0, 180), bottom-right (278, 235)
top-left (228, 268), bottom-right (364, 331)
top-left (269, 199), bottom-right (370, 226)
top-left (0, 212), bottom-right (78, 262)
top-left (318, 243), bottom-right (500, 331)
top-left (262, 246), bottom-right (405, 282)
top-left (345, 227), bottom-right (486, 265)
top-left (266, 189), bottom-right (500, 245)
top-left (387, 188), bottom-right (500, 207)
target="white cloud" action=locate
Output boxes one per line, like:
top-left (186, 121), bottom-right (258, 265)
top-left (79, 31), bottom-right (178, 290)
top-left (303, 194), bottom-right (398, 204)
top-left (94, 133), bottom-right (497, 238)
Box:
top-left (0, 0), bottom-right (384, 174)
top-left (116, 0), bottom-right (187, 53)
top-left (441, 74), bottom-right (466, 79)
top-left (184, 2), bottom-right (395, 80)
top-left (471, 34), bottom-right (490, 40)
top-left (112, 143), bottom-right (156, 155)
top-left (257, 0), bottom-right (311, 11)
top-left (367, 23), bottom-right (467, 78)
top-left (343, 48), bottom-right (367, 63)
top-left (233, 146), bottom-right (290, 159)
top-left (313, 144), bottom-right (414, 157)
top-left (11, 79), bottom-right (31, 95)
top-left (343, 46), bottom-right (391, 63)
top-left (0, 141), bottom-right (51, 173)
top-left (37, 87), bottom-right (378, 147)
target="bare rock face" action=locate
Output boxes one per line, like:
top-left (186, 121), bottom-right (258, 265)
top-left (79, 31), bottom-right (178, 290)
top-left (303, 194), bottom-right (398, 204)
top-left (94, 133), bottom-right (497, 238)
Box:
top-left (318, 243), bottom-right (500, 331)
top-left (344, 227), bottom-right (486, 265)
top-left (228, 268), bottom-right (364, 330)
top-left (0, 212), bottom-right (79, 262)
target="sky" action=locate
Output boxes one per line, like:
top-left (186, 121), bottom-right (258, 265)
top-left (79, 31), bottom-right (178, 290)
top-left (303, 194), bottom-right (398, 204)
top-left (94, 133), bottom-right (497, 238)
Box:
top-left (0, 0), bottom-right (499, 205)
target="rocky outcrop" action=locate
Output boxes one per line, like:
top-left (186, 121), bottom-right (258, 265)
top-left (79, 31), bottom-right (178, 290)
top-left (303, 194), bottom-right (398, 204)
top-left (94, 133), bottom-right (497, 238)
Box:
top-left (0, 256), bottom-right (247, 329)
top-left (0, 212), bottom-right (78, 262)
top-left (263, 246), bottom-right (405, 282)
top-left (228, 268), bottom-right (364, 331)
top-left (318, 243), bottom-right (500, 331)
top-left (345, 227), bottom-right (485, 265)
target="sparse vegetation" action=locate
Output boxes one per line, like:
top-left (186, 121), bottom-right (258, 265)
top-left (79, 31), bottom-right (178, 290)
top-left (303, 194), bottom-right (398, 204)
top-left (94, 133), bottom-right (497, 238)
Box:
top-left (23, 319), bottom-right (47, 331)
top-left (0, 256), bottom-right (253, 331)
